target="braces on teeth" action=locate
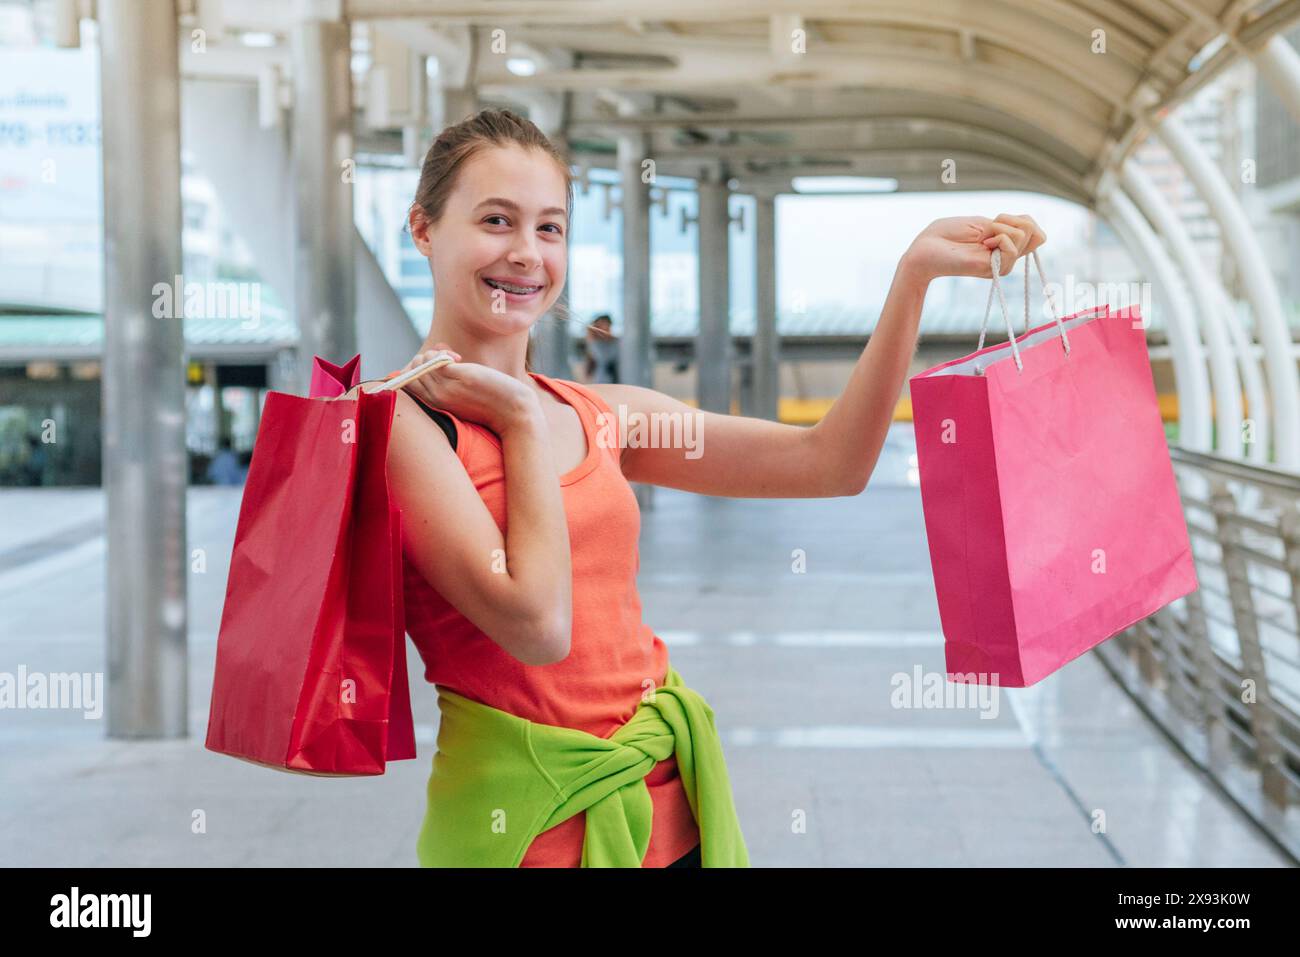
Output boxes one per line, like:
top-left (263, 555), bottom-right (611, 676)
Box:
top-left (485, 278), bottom-right (541, 294)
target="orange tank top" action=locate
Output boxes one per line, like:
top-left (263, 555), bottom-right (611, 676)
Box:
top-left (395, 370), bottom-right (701, 867)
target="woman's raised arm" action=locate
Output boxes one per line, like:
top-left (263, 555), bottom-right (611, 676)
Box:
top-left (597, 213), bottom-right (1045, 499)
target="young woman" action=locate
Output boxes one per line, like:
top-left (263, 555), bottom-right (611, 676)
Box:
top-left (349, 108), bottom-right (1046, 867)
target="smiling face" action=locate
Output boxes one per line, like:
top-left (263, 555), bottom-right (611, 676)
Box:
top-left (412, 142), bottom-right (569, 342)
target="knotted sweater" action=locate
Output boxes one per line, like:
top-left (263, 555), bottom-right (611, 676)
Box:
top-left (416, 662), bottom-right (749, 867)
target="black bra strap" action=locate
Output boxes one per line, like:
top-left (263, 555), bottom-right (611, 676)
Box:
top-left (416, 402), bottom-right (457, 451)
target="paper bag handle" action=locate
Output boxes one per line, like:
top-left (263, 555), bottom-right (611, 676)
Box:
top-left (380, 350), bottom-right (457, 391)
top-left (976, 248), bottom-right (1073, 372)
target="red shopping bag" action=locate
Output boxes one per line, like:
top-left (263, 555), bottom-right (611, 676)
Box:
top-left (310, 352), bottom-right (361, 399)
top-left (204, 358), bottom-right (416, 775)
top-left (909, 252), bottom-right (1197, 687)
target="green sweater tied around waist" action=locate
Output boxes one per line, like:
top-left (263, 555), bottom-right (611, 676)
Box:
top-left (416, 663), bottom-right (750, 867)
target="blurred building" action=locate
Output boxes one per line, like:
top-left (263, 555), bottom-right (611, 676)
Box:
top-left (0, 63), bottom-right (293, 485)
top-left (3, 9), bottom-right (1299, 484)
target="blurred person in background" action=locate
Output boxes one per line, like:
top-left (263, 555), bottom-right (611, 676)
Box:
top-left (206, 438), bottom-right (246, 485)
top-left (583, 314), bottom-right (619, 384)
top-left (24, 434), bottom-right (47, 486)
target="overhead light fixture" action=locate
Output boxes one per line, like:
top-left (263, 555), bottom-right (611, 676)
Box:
top-left (791, 176), bottom-right (899, 193)
top-left (506, 58), bottom-right (537, 76)
top-left (239, 32), bottom-right (277, 48)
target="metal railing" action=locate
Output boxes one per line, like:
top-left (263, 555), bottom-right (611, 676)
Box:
top-left (1094, 445), bottom-right (1300, 858)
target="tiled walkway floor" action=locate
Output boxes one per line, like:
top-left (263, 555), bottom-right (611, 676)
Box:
top-left (0, 426), bottom-right (1289, 866)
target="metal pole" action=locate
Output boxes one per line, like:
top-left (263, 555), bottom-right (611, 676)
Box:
top-left (1154, 113), bottom-right (1300, 468)
top-left (527, 98), bottom-right (573, 378)
top-left (99, 0), bottom-right (188, 738)
top-left (696, 172), bottom-right (732, 414)
top-left (617, 131), bottom-right (652, 389)
top-left (617, 130), bottom-right (654, 509)
top-left (1102, 192), bottom-right (1212, 452)
top-left (291, 12), bottom-right (356, 394)
top-left (753, 190), bottom-right (780, 421)
top-left (1118, 160), bottom-right (1268, 462)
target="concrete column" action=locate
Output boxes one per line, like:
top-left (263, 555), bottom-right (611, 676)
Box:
top-left (99, 0), bottom-right (188, 738)
top-left (1103, 191), bottom-right (1213, 452)
top-left (429, 20), bottom-right (479, 137)
top-left (1154, 113), bottom-right (1300, 467)
top-left (752, 190), bottom-right (780, 421)
top-left (269, 348), bottom-right (299, 394)
top-left (617, 131), bottom-right (653, 389)
top-left (1122, 161), bottom-right (1267, 461)
top-left (617, 131), bottom-right (654, 510)
top-left (526, 98), bottom-right (573, 378)
top-left (291, 12), bottom-right (356, 393)
top-left (696, 173), bottom-right (732, 414)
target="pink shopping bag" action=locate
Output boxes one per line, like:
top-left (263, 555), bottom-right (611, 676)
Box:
top-left (909, 251), bottom-right (1197, 687)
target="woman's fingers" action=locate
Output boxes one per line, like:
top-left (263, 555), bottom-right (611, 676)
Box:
top-left (981, 221), bottom-right (1028, 256)
top-left (978, 214), bottom-right (1050, 274)
top-left (993, 213), bottom-right (1046, 253)
top-left (404, 343), bottom-right (462, 372)
top-left (406, 351), bottom-right (436, 372)
top-left (984, 218), bottom-right (1029, 256)
top-left (982, 232), bottom-right (1019, 274)
top-left (393, 346), bottom-right (461, 397)
top-left (401, 355), bottom-right (461, 406)
top-left (1004, 213), bottom-right (1046, 249)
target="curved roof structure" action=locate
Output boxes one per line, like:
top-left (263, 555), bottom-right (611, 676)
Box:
top-left (303, 0), bottom-right (1300, 204)
top-left (158, 0), bottom-right (1300, 466)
